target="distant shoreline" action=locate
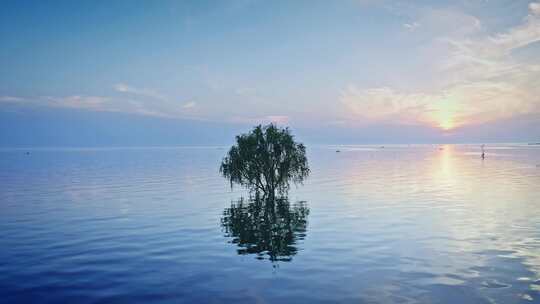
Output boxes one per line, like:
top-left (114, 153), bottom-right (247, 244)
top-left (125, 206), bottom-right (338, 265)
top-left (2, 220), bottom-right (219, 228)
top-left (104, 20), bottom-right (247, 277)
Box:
top-left (1, 142), bottom-right (540, 152)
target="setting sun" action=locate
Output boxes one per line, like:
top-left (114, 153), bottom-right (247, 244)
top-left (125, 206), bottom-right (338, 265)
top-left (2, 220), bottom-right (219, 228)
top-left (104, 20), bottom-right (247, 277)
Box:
top-left (438, 114), bottom-right (455, 130)
top-left (432, 95), bottom-right (459, 131)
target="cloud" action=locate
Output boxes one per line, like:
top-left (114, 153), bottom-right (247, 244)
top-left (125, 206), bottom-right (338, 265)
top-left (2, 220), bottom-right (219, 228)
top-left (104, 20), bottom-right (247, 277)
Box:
top-left (487, 3), bottom-right (540, 54)
top-left (530, 2), bottom-right (540, 15)
top-left (401, 6), bottom-right (482, 38)
top-left (114, 83), bottom-right (167, 101)
top-left (265, 115), bottom-right (289, 124)
top-left (230, 115), bottom-right (289, 125)
top-left (341, 86), bottom-right (432, 125)
top-left (440, 1), bottom-right (540, 66)
top-left (59, 96), bottom-right (106, 105)
top-left (182, 101), bottom-right (196, 109)
top-left (342, 80), bottom-right (538, 129)
top-left (341, 2), bottom-right (540, 130)
top-left (0, 96), bottom-right (25, 103)
top-left (1, 92), bottom-right (204, 120)
top-left (44, 95), bottom-right (112, 111)
top-left (111, 83), bottom-right (198, 116)
top-left (403, 22), bottom-right (420, 31)
top-left (1, 95), bottom-right (121, 112)
top-left (0, 94), bottom-right (181, 119)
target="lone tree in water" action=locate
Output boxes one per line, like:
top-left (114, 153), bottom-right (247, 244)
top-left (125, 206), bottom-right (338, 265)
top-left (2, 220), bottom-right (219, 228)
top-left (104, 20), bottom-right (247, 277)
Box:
top-left (220, 124), bottom-right (309, 198)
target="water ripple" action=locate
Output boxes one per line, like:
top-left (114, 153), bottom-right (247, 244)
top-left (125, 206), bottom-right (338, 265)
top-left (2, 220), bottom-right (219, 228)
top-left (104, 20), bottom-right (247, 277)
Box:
top-left (0, 145), bottom-right (539, 303)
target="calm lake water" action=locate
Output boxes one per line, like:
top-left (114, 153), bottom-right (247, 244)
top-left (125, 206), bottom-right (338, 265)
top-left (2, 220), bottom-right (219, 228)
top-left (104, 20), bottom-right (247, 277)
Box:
top-left (1, 144), bottom-right (539, 303)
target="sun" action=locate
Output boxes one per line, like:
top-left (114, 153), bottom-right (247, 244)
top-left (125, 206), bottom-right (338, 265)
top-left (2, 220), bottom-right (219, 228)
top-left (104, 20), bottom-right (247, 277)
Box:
top-left (433, 96), bottom-right (458, 131)
top-left (439, 116), bottom-right (454, 130)
top-left (432, 107), bottom-right (455, 130)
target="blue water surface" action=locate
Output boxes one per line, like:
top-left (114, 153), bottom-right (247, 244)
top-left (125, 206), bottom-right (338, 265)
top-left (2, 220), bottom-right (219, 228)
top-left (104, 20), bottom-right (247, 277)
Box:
top-left (1, 144), bottom-right (539, 303)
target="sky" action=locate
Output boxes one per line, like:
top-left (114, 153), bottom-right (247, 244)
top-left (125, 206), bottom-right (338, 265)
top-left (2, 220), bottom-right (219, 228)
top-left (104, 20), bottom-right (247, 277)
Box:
top-left (1, 0), bottom-right (539, 146)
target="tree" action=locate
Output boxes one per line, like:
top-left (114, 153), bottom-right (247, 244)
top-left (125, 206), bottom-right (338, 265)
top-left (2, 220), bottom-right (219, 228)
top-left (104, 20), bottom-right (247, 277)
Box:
top-left (220, 124), bottom-right (309, 197)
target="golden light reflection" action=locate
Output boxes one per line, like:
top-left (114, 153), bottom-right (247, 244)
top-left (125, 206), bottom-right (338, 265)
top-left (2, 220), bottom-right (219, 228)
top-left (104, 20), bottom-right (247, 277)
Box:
top-left (330, 144), bottom-right (540, 283)
top-left (432, 144), bottom-right (458, 191)
top-left (439, 145), bottom-right (453, 177)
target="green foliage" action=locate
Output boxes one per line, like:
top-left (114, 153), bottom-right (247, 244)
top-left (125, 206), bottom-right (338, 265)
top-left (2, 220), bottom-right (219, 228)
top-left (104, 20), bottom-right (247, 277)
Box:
top-left (220, 124), bottom-right (310, 196)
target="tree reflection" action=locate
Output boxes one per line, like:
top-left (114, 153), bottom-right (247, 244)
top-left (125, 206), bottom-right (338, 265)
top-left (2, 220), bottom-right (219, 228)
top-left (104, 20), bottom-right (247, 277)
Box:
top-left (221, 197), bottom-right (309, 262)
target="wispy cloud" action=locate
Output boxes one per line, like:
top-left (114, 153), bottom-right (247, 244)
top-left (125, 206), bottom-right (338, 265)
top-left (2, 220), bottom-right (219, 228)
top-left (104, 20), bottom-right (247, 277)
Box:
top-left (45, 95), bottom-right (109, 109)
top-left (182, 101), bottom-right (196, 109)
top-left (531, 2), bottom-right (540, 15)
top-left (341, 1), bottom-right (540, 130)
top-left (114, 83), bottom-right (167, 101)
top-left (488, 5), bottom-right (540, 54)
top-left (0, 93), bottom-right (199, 120)
top-left (403, 22), bottom-right (420, 31)
top-left (231, 115), bottom-right (289, 125)
top-left (0, 96), bottom-right (26, 103)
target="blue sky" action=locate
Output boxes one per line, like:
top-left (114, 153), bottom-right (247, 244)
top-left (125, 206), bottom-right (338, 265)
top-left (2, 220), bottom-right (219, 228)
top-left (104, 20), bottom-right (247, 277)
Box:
top-left (1, 0), bottom-right (539, 146)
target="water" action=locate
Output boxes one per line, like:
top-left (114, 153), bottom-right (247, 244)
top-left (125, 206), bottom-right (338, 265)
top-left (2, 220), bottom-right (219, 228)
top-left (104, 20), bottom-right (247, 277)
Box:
top-left (1, 144), bottom-right (539, 303)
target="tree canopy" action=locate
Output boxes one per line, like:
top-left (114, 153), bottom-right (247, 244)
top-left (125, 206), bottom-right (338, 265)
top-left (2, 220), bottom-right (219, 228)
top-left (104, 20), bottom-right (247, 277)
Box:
top-left (220, 124), bottom-right (309, 197)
